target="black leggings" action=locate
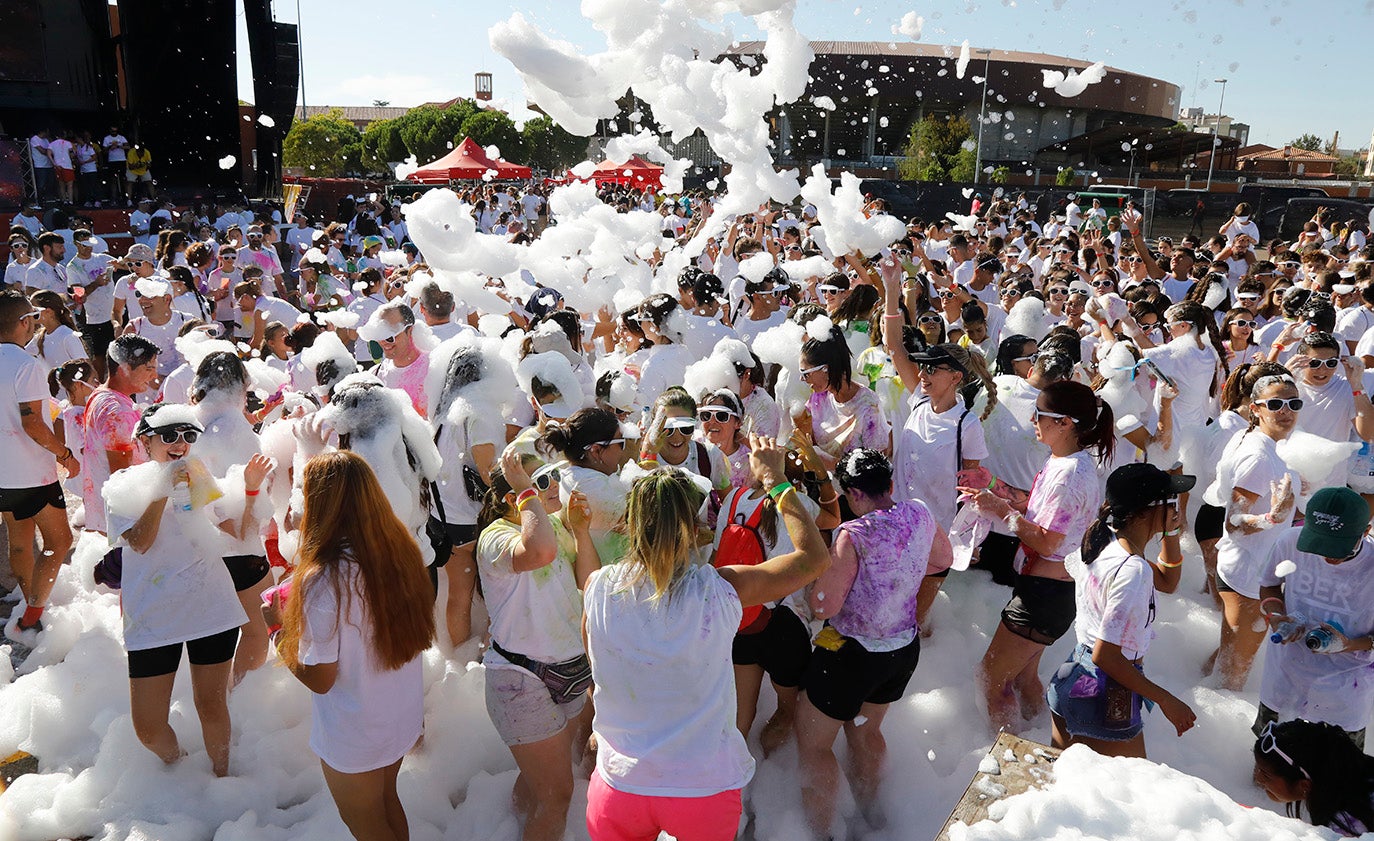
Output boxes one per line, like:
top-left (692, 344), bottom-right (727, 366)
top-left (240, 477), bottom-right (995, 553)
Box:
top-left (127, 627), bottom-right (240, 679)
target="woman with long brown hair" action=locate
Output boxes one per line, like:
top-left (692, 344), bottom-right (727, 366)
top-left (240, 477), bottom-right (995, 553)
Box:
top-left (265, 450), bottom-right (436, 841)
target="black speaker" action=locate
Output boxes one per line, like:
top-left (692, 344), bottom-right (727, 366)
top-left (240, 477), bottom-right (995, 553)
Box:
top-left (116, 0), bottom-right (240, 187)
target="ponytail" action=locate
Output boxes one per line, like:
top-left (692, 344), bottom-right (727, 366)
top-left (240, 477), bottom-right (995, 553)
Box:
top-left (1084, 395), bottom-right (1116, 465)
top-left (1080, 503), bottom-right (1116, 564)
top-left (952, 343), bottom-right (998, 421)
top-left (1039, 380), bottom-right (1115, 465)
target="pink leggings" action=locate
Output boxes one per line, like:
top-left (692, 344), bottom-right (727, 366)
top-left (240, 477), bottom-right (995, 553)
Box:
top-left (586, 771), bottom-right (742, 841)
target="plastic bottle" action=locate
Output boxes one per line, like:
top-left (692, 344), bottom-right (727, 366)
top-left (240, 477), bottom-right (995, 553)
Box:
top-left (1305, 620), bottom-right (1347, 652)
top-left (1270, 620), bottom-right (1303, 645)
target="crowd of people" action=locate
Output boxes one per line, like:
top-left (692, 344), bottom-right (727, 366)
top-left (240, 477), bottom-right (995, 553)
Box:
top-left (27, 126), bottom-right (152, 207)
top-left (4, 181), bottom-right (1374, 841)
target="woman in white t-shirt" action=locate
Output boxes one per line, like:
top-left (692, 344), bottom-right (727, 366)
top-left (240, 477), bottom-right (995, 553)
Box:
top-left (266, 451), bottom-right (435, 841)
top-left (583, 438), bottom-right (829, 841)
top-left (475, 450), bottom-right (600, 841)
top-left (28, 290), bottom-right (88, 369)
top-left (1207, 374), bottom-right (1303, 691)
top-left (1048, 462), bottom-right (1197, 757)
top-left (105, 404), bottom-right (259, 777)
top-left (1289, 331), bottom-right (1374, 489)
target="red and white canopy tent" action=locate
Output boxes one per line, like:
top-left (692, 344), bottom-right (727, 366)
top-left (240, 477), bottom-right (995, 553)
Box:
top-left (406, 138), bottom-right (532, 183)
top-left (588, 156), bottom-right (663, 190)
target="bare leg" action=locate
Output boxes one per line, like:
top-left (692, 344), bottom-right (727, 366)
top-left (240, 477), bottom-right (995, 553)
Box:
top-left (734, 663), bottom-right (764, 739)
top-left (1050, 713), bottom-right (1073, 750)
top-left (760, 684), bottom-right (799, 756)
top-left (915, 575), bottom-right (944, 638)
top-left (130, 672), bottom-right (182, 764)
top-left (842, 702), bottom-right (891, 820)
top-left (979, 623), bottom-right (1046, 734)
top-left (189, 658), bottom-right (234, 776)
top-left (796, 693), bottom-right (846, 839)
top-left (444, 543), bottom-right (478, 647)
top-left (508, 723), bottom-right (575, 841)
top-left (1199, 538), bottom-right (1222, 607)
top-left (321, 758), bottom-right (405, 841)
top-left (381, 758), bottom-right (409, 841)
top-left (5, 506), bottom-right (72, 618)
top-left (1013, 650), bottom-right (1048, 722)
top-left (232, 574), bottom-right (272, 683)
top-left (1217, 590), bottom-right (1264, 691)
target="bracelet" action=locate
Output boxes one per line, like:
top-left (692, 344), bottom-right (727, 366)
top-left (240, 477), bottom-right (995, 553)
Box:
top-left (245, 489), bottom-right (260, 497)
top-left (269, 628), bottom-right (283, 645)
top-left (1157, 559), bottom-right (1183, 569)
top-left (986, 474), bottom-right (997, 491)
top-left (1354, 390), bottom-right (1365, 398)
top-left (767, 481), bottom-right (794, 500)
top-left (56, 447), bottom-right (72, 461)
top-left (819, 493), bottom-right (840, 505)
top-left (1163, 527), bottom-right (1181, 537)
top-left (883, 313), bottom-right (904, 320)
top-left (776, 486), bottom-right (797, 506)
top-left (641, 453), bottom-right (659, 463)
top-left (515, 488), bottom-right (538, 508)
top-left (1274, 343), bottom-right (1287, 352)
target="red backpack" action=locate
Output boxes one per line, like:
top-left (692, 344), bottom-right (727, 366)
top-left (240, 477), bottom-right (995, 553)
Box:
top-left (714, 489), bottom-right (773, 634)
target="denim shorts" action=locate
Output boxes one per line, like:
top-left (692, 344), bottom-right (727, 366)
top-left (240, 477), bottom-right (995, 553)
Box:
top-left (1046, 644), bottom-right (1146, 742)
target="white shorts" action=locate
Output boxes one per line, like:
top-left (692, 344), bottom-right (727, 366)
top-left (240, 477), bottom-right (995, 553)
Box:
top-left (126, 171), bottom-right (153, 182)
top-left (484, 664), bottom-right (585, 747)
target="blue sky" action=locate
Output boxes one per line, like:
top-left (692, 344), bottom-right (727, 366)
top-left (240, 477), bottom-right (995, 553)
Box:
top-left (236, 0), bottom-right (1372, 152)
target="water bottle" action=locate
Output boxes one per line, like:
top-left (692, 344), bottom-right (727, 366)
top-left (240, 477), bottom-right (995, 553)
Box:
top-left (1305, 620), bottom-right (1347, 652)
top-left (1270, 620), bottom-right (1303, 645)
top-left (1349, 441), bottom-right (1374, 494)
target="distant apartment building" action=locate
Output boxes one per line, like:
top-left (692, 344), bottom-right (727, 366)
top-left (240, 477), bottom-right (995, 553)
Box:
top-left (1179, 107), bottom-right (1250, 147)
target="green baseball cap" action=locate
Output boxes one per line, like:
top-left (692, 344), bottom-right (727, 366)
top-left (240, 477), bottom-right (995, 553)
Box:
top-left (1297, 488), bottom-right (1371, 559)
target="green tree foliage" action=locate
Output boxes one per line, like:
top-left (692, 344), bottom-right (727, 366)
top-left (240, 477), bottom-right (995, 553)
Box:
top-left (898, 115), bottom-right (974, 181)
top-left (460, 110), bottom-right (524, 162)
top-left (1289, 133), bottom-right (1324, 152)
top-left (1055, 167), bottom-right (1077, 186)
top-left (521, 115), bottom-right (591, 172)
top-left (360, 118), bottom-right (407, 174)
top-left (396, 101), bottom-right (477, 164)
top-left (282, 108), bottom-right (362, 177)
top-left (990, 166), bottom-right (1010, 184)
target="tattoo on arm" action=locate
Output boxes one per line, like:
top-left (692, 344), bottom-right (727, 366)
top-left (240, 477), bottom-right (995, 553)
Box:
top-left (18, 404), bottom-right (33, 416)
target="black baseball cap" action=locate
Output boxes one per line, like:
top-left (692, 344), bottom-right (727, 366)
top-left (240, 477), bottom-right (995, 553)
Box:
top-left (908, 343), bottom-right (967, 375)
top-left (1105, 463), bottom-right (1195, 511)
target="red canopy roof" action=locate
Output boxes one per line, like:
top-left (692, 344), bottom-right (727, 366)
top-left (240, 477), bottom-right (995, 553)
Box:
top-left (589, 156), bottom-right (663, 189)
top-left (407, 138), bottom-right (532, 183)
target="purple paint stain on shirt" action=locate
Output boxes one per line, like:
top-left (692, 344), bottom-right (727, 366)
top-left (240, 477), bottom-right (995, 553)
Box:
top-left (831, 501), bottom-right (936, 641)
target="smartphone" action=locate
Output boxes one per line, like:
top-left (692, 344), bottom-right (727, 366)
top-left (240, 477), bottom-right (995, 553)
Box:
top-left (1141, 358), bottom-right (1176, 391)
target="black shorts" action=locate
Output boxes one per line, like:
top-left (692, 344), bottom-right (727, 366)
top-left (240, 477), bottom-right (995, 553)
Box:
top-left (127, 627), bottom-right (240, 678)
top-left (1001, 575), bottom-right (1077, 646)
top-left (0, 482), bottom-right (66, 520)
top-left (433, 520), bottom-right (480, 548)
top-left (1215, 575), bottom-right (1238, 595)
top-left (1195, 503), bottom-right (1225, 542)
top-left (83, 320), bottom-right (115, 362)
top-left (732, 605), bottom-right (811, 688)
top-left (802, 632), bottom-right (921, 722)
top-left (223, 555), bottom-right (270, 592)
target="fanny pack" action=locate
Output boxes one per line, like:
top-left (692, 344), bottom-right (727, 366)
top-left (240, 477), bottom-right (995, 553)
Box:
top-left (489, 639), bottom-right (592, 705)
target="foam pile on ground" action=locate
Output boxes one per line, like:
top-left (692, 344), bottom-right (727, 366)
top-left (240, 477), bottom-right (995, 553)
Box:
top-left (948, 745), bottom-right (1330, 841)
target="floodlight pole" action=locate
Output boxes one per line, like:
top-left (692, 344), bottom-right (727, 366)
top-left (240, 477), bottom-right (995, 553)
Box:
top-left (1204, 78), bottom-right (1228, 190)
top-left (973, 49), bottom-right (991, 185)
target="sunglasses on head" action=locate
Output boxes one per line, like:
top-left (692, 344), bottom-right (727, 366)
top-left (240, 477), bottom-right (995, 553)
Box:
top-left (1256, 397), bottom-right (1303, 412)
top-left (1304, 357), bottom-right (1340, 369)
top-left (699, 408), bottom-right (738, 423)
top-left (154, 427), bottom-right (199, 444)
top-left (1258, 722), bottom-right (1310, 779)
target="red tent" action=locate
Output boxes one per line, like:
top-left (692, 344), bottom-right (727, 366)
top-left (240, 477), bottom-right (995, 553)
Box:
top-left (590, 156), bottom-right (663, 190)
top-left (407, 138), bottom-right (532, 183)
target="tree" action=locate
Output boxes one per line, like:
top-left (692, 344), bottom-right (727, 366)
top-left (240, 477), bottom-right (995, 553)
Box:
top-left (396, 101), bottom-right (478, 164)
top-left (460, 110), bottom-right (523, 162)
top-left (990, 166), bottom-right (1010, 184)
top-left (521, 115), bottom-right (591, 172)
top-left (282, 108), bottom-right (362, 177)
top-left (361, 118), bottom-right (407, 175)
top-left (1055, 167), bottom-right (1077, 186)
top-left (1290, 133), bottom-right (1323, 152)
top-left (897, 115), bottom-right (974, 181)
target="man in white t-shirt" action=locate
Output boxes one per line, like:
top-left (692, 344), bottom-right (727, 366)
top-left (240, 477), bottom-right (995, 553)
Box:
top-left (129, 198), bottom-right (154, 248)
top-left (67, 230), bottom-right (115, 377)
top-left (1064, 199), bottom-right (1084, 230)
top-left (0, 291), bottom-right (77, 641)
top-left (283, 212), bottom-right (315, 274)
top-left (28, 130), bottom-right (54, 202)
top-left (48, 132), bottom-right (75, 204)
top-left (12, 204), bottom-right (43, 237)
top-left (102, 128), bottom-right (128, 203)
top-left (25, 233), bottom-right (68, 295)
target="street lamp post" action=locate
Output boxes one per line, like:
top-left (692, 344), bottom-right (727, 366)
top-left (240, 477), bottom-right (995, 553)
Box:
top-left (1204, 77), bottom-right (1228, 190)
top-left (973, 48), bottom-right (991, 184)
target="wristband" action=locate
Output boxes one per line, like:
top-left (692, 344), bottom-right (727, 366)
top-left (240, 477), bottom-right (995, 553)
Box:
top-left (1274, 343), bottom-right (1287, 352)
top-left (1157, 559), bottom-right (1183, 569)
top-left (1354, 390), bottom-right (1364, 398)
top-left (819, 493), bottom-right (840, 505)
top-left (1005, 510), bottom-right (1023, 532)
top-left (515, 488), bottom-right (538, 508)
top-left (883, 313), bottom-right (904, 320)
top-left (776, 486), bottom-right (797, 506)
top-left (767, 481), bottom-right (794, 500)
top-left (1163, 527), bottom-right (1181, 537)
top-left (641, 452), bottom-right (659, 463)
top-left (269, 628), bottom-right (283, 644)
top-left (986, 474), bottom-right (997, 491)
top-left (245, 489), bottom-right (260, 497)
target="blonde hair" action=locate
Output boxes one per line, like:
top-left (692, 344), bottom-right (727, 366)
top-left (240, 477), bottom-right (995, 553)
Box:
top-left (945, 343), bottom-right (998, 421)
top-left (621, 468), bottom-right (705, 603)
